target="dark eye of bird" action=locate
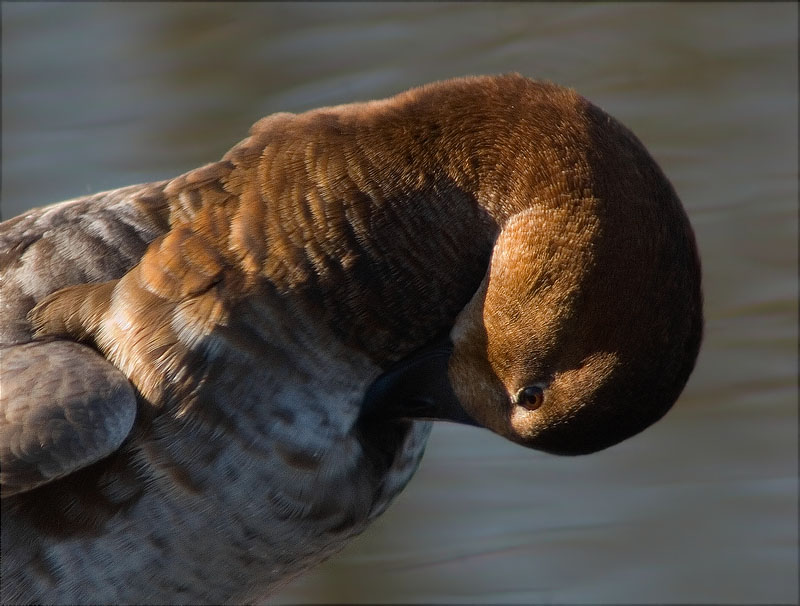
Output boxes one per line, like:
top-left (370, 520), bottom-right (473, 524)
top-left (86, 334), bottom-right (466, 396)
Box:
top-left (517, 385), bottom-right (545, 411)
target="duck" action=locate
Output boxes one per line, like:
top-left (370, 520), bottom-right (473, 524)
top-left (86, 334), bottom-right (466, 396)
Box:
top-left (0, 74), bottom-right (703, 604)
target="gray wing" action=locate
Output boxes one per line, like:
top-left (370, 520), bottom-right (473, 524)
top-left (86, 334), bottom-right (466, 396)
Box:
top-left (0, 183), bottom-right (170, 341)
top-left (0, 182), bottom-right (170, 497)
top-left (0, 341), bottom-right (137, 497)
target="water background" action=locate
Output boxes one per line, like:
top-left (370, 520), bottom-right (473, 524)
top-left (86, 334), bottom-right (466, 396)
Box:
top-left (2, 3), bottom-right (797, 603)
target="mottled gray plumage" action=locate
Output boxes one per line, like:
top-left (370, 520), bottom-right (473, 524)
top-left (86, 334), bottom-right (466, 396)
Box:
top-left (1, 182), bottom-right (429, 604)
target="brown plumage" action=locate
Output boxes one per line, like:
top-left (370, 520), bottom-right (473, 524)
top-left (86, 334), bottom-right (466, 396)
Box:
top-left (0, 74), bottom-right (702, 604)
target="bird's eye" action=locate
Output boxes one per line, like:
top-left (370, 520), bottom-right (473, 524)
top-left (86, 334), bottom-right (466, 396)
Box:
top-left (516, 385), bottom-right (545, 411)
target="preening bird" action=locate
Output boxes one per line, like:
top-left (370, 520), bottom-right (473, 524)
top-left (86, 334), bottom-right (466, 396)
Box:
top-left (0, 74), bottom-right (702, 604)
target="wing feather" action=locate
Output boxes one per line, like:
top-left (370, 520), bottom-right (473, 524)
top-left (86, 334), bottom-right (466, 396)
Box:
top-left (0, 340), bottom-right (137, 497)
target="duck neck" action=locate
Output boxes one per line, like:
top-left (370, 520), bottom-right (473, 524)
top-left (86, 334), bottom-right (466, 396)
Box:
top-left (159, 110), bottom-right (509, 368)
top-left (249, 169), bottom-right (497, 367)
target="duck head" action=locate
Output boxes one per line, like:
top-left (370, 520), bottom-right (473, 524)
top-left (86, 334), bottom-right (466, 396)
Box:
top-left (362, 88), bottom-right (703, 455)
top-left (363, 207), bottom-right (702, 455)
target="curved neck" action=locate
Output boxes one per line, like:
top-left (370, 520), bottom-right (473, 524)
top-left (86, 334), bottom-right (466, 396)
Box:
top-left (157, 77), bottom-right (593, 366)
top-left (235, 151), bottom-right (498, 365)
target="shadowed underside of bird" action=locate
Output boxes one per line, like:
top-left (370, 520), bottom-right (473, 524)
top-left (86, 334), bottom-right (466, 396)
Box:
top-left (0, 74), bottom-right (702, 604)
